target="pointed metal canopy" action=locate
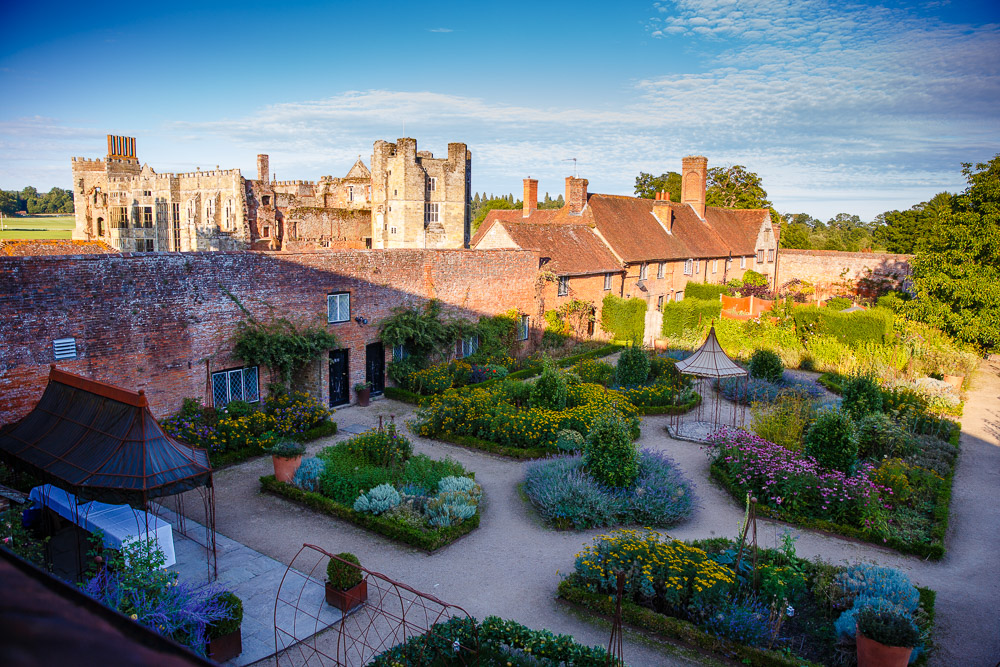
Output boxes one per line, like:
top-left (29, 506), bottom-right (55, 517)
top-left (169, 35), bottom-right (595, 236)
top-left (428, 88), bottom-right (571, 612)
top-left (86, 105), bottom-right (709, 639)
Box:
top-left (674, 325), bottom-right (747, 378)
top-left (0, 366), bottom-right (212, 508)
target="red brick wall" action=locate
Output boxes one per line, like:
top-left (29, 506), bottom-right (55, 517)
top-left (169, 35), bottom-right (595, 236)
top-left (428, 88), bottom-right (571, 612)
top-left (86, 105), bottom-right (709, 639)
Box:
top-left (776, 249), bottom-right (912, 299)
top-left (0, 249), bottom-right (539, 425)
top-left (539, 273), bottom-right (622, 339)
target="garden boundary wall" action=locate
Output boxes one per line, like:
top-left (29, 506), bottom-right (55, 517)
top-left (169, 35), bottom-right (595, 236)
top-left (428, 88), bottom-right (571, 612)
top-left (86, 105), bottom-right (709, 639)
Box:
top-left (776, 249), bottom-right (911, 298)
top-left (0, 248), bottom-right (540, 425)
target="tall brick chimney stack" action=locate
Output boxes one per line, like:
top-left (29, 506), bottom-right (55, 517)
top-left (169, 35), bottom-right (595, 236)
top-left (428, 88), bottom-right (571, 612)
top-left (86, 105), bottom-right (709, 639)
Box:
top-left (257, 154), bottom-right (270, 183)
top-left (566, 177), bottom-right (588, 215)
top-left (523, 178), bottom-right (538, 217)
top-left (681, 156), bottom-right (708, 219)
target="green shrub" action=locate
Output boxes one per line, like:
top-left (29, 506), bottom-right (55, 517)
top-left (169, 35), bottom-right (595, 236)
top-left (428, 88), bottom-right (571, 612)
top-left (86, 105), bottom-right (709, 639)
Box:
top-left (824, 297), bottom-right (852, 310)
top-left (615, 344), bottom-right (651, 387)
top-left (318, 450), bottom-right (393, 504)
top-left (841, 375), bottom-right (884, 418)
top-left (749, 393), bottom-right (815, 451)
top-left (575, 359), bottom-right (614, 386)
top-left (741, 270), bottom-right (769, 287)
top-left (205, 591), bottom-right (243, 639)
top-left (748, 349), bottom-right (783, 383)
top-left (855, 606), bottom-right (921, 648)
top-left (661, 299), bottom-right (723, 339)
top-left (793, 306), bottom-right (894, 347)
top-left (409, 363), bottom-right (454, 394)
top-left (583, 413), bottom-right (638, 488)
top-left (339, 423), bottom-right (413, 468)
top-left (685, 282), bottom-right (727, 300)
top-left (556, 429), bottom-right (585, 451)
top-left (530, 366), bottom-right (569, 410)
top-left (387, 357), bottom-right (423, 389)
top-left (877, 291), bottom-right (910, 313)
top-left (600, 294), bottom-right (646, 341)
top-left (400, 454), bottom-right (467, 493)
top-left (649, 356), bottom-right (681, 383)
top-left (222, 400), bottom-right (253, 419)
top-left (326, 552), bottom-right (362, 590)
top-left (353, 483), bottom-right (402, 515)
top-left (856, 412), bottom-right (916, 460)
top-left (804, 409), bottom-right (858, 473)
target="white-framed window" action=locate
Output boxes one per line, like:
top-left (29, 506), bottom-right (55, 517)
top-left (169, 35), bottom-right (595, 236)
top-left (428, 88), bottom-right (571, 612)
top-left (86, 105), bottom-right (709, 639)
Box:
top-left (142, 206), bottom-right (153, 228)
top-left (726, 257), bottom-right (732, 268)
top-left (712, 259), bottom-right (718, 274)
top-left (757, 249), bottom-right (765, 264)
top-left (205, 197), bottom-right (216, 225)
top-left (604, 273), bottom-right (613, 290)
top-left (53, 337), bottom-right (77, 360)
top-left (392, 345), bottom-right (408, 362)
top-left (639, 263), bottom-right (648, 280)
top-left (428, 176), bottom-right (437, 193)
top-left (683, 259), bottom-right (693, 275)
top-left (740, 255), bottom-right (747, 269)
top-left (657, 295), bottom-right (664, 311)
top-left (456, 335), bottom-right (479, 359)
top-left (694, 260), bottom-right (700, 274)
top-left (211, 366), bottom-right (259, 406)
top-left (347, 186), bottom-right (354, 202)
top-left (327, 292), bottom-right (350, 323)
top-left (767, 249), bottom-right (775, 262)
top-left (657, 262), bottom-right (664, 279)
top-left (675, 291), bottom-right (684, 302)
top-left (425, 203), bottom-right (439, 224)
top-left (558, 276), bottom-right (569, 296)
top-left (517, 315), bottom-right (530, 341)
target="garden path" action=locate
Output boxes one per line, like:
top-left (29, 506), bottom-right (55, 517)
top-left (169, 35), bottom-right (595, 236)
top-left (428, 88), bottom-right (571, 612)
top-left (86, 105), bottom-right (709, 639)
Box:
top-left (205, 359), bottom-right (1000, 666)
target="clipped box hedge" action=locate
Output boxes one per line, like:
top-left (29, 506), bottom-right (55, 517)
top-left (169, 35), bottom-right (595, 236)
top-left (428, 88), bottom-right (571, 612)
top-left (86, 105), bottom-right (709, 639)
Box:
top-left (260, 475), bottom-right (479, 552)
top-left (684, 282), bottom-right (727, 301)
top-left (792, 306), bottom-right (894, 347)
top-left (600, 294), bottom-right (646, 341)
top-left (661, 299), bottom-right (723, 338)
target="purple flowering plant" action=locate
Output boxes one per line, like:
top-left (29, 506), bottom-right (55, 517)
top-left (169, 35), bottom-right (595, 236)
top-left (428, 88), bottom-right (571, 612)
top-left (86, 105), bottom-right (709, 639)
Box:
top-left (706, 427), bottom-right (892, 535)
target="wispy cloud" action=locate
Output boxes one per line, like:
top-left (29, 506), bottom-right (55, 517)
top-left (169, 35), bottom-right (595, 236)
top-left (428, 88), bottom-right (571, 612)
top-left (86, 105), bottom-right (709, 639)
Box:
top-left (428, 27), bottom-right (453, 33)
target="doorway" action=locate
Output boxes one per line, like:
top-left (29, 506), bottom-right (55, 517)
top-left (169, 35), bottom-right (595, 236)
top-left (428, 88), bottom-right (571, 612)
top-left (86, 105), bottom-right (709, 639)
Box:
top-left (365, 342), bottom-right (385, 396)
top-left (329, 349), bottom-right (349, 406)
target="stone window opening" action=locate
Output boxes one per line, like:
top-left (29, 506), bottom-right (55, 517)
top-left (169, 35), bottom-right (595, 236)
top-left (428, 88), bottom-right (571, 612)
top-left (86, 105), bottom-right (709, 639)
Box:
top-left (96, 218), bottom-right (104, 236)
top-left (212, 366), bottom-right (259, 406)
top-left (558, 276), bottom-right (569, 296)
top-left (262, 195), bottom-right (271, 206)
top-left (347, 186), bottom-right (354, 202)
top-left (262, 225), bottom-right (270, 238)
top-left (424, 203), bottom-right (439, 224)
top-left (224, 198), bottom-right (234, 230)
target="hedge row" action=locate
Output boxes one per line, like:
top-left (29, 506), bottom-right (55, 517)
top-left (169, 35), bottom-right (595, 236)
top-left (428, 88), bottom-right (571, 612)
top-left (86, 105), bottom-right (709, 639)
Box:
top-left (661, 298), bottom-right (723, 338)
top-left (600, 294), bottom-right (646, 341)
top-left (209, 421), bottom-right (338, 469)
top-left (260, 475), bottom-right (478, 552)
top-left (557, 577), bottom-right (823, 667)
top-left (684, 282), bottom-right (727, 301)
top-left (424, 433), bottom-right (552, 460)
top-left (383, 386), bottom-right (424, 404)
top-left (708, 423), bottom-right (961, 561)
top-left (792, 306), bottom-right (894, 346)
top-left (633, 392), bottom-right (702, 415)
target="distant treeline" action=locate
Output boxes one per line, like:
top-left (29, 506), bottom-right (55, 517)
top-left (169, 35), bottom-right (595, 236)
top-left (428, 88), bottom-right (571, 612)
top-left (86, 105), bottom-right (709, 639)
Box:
top-left (0, 187), bottom-right (74, 215)
top-left (471, 191), bottom-right (564, 231)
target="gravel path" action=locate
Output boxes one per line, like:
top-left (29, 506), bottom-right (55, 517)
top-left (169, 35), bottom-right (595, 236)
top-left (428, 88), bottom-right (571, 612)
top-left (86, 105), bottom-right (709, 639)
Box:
top-left (207, 360), bottom-right (1000, 666)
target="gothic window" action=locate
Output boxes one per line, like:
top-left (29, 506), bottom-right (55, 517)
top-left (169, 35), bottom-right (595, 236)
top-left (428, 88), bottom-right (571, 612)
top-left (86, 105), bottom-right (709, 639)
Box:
top-left (205, 197), bottom-right (216, 226)
top-left (224, 198), bottom-right (234, 230)
top-left (186, 200), bottom-right (196, 225)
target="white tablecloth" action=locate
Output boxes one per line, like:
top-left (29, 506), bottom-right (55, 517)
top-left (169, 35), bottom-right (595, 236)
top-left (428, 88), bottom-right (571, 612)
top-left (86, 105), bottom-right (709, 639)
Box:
top-left (29, 485), bottom-right (175, 568)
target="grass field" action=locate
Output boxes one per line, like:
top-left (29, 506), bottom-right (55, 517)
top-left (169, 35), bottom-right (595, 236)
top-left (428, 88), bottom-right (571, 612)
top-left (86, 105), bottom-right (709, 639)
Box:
top-left (0, 216), bottom-right (75, 240)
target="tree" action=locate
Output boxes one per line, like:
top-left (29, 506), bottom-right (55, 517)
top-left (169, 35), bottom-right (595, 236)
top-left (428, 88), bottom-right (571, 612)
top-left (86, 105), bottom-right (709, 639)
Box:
top-left (706, 165), bottom-right (772, 209)
top-left (634, 171), bottom-right (681, 201)
top-left (780, 222), bottom-right (812, 249)
top-left (472, 196), bottom-right (519, 232)
top-left (0, 191), bottom-right (17, 215)
top-left (873, 192), bottom-right (954, 254)
top-left (908, 155), bottom-right (1000, 353)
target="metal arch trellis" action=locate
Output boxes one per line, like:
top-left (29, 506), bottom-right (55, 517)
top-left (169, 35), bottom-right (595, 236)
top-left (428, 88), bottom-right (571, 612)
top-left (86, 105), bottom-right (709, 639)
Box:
top-left (274, 543), bottom-right (479, 666)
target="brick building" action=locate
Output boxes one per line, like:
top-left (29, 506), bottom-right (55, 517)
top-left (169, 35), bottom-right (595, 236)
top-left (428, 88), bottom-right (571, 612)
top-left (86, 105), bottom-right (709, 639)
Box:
top-left (471, 156), bottom-right (779, 335)
top-left (0, 248), bottom-right (537, 425)
top-left (71, 135), bottom-right (471, 253)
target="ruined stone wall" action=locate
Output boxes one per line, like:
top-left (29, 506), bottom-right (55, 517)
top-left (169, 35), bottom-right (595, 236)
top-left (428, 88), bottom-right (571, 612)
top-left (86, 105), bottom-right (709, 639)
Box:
top-left (776, 249), bottom-right (912, 298)
top-left (0, 249), bottom-right (540, 425)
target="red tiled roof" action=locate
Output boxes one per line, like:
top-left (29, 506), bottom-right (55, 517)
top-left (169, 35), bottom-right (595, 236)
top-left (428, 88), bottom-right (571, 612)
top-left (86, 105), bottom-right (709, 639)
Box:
top-left (473, 210), bottom-right (621, 275)
top-left (0, 240), bottom-right (116, 256)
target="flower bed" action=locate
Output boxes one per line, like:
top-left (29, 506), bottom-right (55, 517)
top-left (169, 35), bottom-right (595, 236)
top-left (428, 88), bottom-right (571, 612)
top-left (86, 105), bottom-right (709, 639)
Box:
top-left (370, 616), bottom-right (613, 666)
top-left (575, 351), bottom-right (702, 414)
top-left (261, 423), bottom-right (480, 551)
top-left (160, 391), bottom-right (336, 466)
top-left (523, 450), bottom-right (694, 529)
top-left (716, 374), bottom-right (822, 405)
top-left (707, 425), bottom-right (960, 559)
top-left (558, 530), bottom-right (936, 667)
top-left (416, 380), bottom-right (639, 458)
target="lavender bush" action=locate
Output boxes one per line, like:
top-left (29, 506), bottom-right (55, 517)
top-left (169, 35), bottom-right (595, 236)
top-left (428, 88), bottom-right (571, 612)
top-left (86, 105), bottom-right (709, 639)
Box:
top-left (523, 449), bottom-right (695, 529)
top-left (706, 427), bottom-right (891, 535)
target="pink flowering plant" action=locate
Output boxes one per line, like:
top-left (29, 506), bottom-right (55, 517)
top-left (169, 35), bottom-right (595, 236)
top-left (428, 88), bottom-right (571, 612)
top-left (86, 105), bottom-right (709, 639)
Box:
top-left (706, 427), bottom-right (892, 536)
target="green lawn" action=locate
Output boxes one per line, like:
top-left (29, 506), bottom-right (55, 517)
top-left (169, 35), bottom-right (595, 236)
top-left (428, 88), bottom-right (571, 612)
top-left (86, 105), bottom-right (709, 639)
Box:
top-left (0, 215), bottom-right (75, 240)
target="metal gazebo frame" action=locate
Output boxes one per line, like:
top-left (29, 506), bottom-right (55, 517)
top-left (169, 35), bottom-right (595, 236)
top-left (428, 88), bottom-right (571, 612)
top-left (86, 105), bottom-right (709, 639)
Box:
top-left (669, 325), bottom-right (748, 435)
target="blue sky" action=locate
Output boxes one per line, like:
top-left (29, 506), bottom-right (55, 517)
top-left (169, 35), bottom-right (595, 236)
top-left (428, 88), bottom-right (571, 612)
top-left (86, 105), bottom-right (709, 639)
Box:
top-left (1, 0), bottom-right (997, 219)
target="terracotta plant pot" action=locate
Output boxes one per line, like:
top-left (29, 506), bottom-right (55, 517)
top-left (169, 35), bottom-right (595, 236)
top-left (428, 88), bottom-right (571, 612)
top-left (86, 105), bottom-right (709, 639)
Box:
top-left (943, 374), bottom-right (964, 392)
top-left (856, 630), bottom-right (912, 667)
top-left (654, 339), bottom-right (669, 352)
top-left (206, 627), bottom-right (242, 662)
top-left (356, 387), bottom-right (371, 407)
top-left (325, 579), bottom-right (368, 612)
top-left (272, 455), bottom-right (302, 483)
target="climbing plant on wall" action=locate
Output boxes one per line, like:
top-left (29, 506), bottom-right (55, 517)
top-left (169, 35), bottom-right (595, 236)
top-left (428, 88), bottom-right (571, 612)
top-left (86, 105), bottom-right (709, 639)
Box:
top-left (232, 317), bottom-right (339, 386)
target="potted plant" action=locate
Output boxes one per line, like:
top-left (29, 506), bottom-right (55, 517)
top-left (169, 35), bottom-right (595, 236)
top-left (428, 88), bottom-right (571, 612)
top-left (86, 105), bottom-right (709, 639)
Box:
top-left (354, 382), bottom-right (372, 407)
top-left (325, 552), bottom-right (367, 612)
top-left (268, 439), bottom-right (305, 483)
top-left (205, 591), bottom-right (243, 662)
top-left (856, 606), bottom-right (920, 667)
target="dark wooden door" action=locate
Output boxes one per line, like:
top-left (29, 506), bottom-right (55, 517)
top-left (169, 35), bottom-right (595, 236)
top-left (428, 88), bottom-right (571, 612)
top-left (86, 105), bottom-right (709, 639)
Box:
top-left (329, 349), bottom-right (349, 406)
top-left (365, 342), bottom-right (385, 396)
